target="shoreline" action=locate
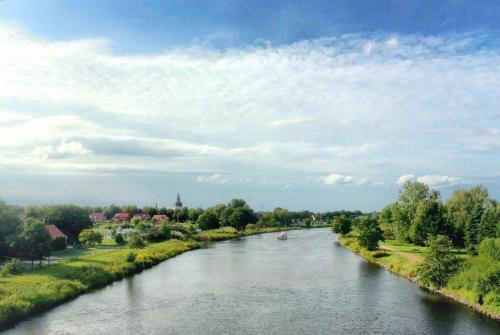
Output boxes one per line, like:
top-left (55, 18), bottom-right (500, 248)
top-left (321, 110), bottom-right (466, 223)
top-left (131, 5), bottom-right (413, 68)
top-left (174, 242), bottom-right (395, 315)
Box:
top-left (336, 235), bottom-right (500, 322)
top-left (0, 226), bottom-right (298, 331)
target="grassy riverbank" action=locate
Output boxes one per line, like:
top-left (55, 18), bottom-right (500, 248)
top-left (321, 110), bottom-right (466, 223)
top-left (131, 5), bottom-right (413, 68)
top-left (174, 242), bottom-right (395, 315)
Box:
top-left (337, 234), bottom-right (500, 320)
top-left (0, 226), bottom-right (300, 330)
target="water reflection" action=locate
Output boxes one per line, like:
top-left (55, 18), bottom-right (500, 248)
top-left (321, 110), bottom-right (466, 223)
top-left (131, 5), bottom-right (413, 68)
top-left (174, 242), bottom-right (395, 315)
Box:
top-left (3, 229), bottom-right (499, 335)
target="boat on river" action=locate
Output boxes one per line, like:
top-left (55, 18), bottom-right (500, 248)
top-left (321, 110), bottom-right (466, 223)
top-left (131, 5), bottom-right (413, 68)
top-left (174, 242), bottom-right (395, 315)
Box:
top-left (276, 232), bottom-right (288, 240)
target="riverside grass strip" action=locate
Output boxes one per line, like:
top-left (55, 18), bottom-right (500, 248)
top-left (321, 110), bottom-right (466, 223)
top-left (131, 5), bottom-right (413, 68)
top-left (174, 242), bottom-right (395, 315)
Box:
top-left (337, 235), bottom-right (500, 320)
top-left (0, 226), bottom-right (301, 330)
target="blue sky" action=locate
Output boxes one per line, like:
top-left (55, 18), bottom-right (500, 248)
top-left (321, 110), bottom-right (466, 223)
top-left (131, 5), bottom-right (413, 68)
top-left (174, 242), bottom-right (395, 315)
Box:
top-left (0, 1), bottom-right (499, 211)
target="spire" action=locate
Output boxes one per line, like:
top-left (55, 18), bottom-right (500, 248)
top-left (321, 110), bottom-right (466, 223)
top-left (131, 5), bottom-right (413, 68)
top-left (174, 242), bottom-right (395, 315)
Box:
top-left (174, 192), bottom-right (183, 209)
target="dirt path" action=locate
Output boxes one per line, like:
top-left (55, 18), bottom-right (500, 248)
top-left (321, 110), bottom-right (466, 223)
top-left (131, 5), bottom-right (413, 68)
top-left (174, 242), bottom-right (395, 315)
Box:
top-left (379, 245), bottom-right (422, 262)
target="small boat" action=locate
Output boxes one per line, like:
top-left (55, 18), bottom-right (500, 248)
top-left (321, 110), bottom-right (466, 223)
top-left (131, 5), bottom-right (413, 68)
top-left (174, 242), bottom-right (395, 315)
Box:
top-left (276, 232), bottom-right (288, 240)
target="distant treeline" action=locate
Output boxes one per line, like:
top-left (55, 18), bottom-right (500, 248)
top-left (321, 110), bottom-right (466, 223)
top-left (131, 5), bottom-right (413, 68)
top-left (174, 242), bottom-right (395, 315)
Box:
top-left (0, 198), bottom-right (364, 262)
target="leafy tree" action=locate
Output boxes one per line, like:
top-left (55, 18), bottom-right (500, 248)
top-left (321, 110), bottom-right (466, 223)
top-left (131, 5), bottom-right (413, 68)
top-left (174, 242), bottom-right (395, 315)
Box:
top-left (122, 204), bottom-right (139, 215)
top-left (42, 205), bottom-right (92, 243)
top-left (354, 215), bottom-right (383, 250)
top-left (409, 199), bottom-right (449, 245)
top-left (114, 233), bottom-right (126, 245)
top-left (197, 211), bottom-right (220, 231)
top-left (142, 206), bottom-right (158, 217)
top-left (223, 199), bottom-right (256, 231)
top-left (103, 204), bottom-right (122, 220)
top-left (12, 218), bottom-right (52, 267)
top-left (0, 200), bottom-right (21, 259)
top-left (78, 229), bottom-right (103, 248)
top-left (478, 204), bottom-right (499, 243)
top-left (399, 181), bottom-right (433, 214)
top-left (188, 208), bottom-right (203, 222)
top-left (173, 207), bottom-right (189, 222)
top-left (418, 235), bottom-right (460, 288)
top-left (128, 232), bottom-right (146, 249)
top-left (465, 203), bottom-right (483, 254)
top-left (24, 205), bottom-right (43, 219)
top-left (331, 215), bottom-right (351, 235)
top-left (270, 208), bottom-right (292, 227)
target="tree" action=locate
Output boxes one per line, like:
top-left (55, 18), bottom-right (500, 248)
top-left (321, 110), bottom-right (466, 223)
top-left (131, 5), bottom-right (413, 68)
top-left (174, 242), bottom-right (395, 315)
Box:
top-left (197, 211), bottom-right (220, 231)
top-left (478, 204), bottom-right (499, 243)
top-left (223, 199), bottom-right (256, 231)
top-left (12, 218), bottom-right (52, 267)
top-left (0, 200), bottom-right (22, 259)
top-left (103, 204), bottom-right (122, 220)
top-left (42, 205), bottom-right (92, 243)
top-left (78, 229), bottom-right (103, 248)
top-left (465, 203), bottom-right (483, 254)
top-left (188, 207), bottom-right (203, 222)
top-left (354, 215), bottom-right (383, 250)
top-left (142, 206), bottom-right (158, 217)
top-left (270, 208), bottom-right (292, 227)
top-left (122, 204), bottom-right (139, 215)
top-left (417, 235), bottom-right (460, 288)
top-left (173, 207), bottom-right (189, 222)
top-left (128, 232), bottom-right (146, 249)
top-left (409, 199), bottom-right (449, 245)
top-left (331, 215), bottom-right (351, 235)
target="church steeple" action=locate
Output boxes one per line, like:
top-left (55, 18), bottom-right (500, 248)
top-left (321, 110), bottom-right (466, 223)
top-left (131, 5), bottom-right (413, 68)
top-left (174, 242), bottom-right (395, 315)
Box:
top-left (174, 192), bottom-right (183, 209)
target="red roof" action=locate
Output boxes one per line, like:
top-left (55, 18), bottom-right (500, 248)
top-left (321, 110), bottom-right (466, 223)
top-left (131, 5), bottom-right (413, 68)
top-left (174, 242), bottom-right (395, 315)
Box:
top-left (113, 213), bottom-right (132, 221)
top-left (152, 214), bottom-right (168, 222)
top-left (45, 224), bottom-right (67, 239)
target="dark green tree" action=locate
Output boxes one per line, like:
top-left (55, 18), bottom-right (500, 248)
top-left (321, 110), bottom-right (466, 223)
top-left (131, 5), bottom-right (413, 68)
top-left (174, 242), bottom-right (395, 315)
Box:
top-left (417, 235), bottom-right (460, 288)
top-left (465, 203), bottom-right (483, 254)
top-left (331, 215), bottom-right (351, 235)
top-left (197, 211), bottom-right (220, 231)
top-left (0, 200), bottom-right (21, 259)
top-left (103, 204), bottom-right (122, 220)
top-left (478, 204), bottom-right (499, 243)
top-left (12, 218), bottom-right (52, 267)
top-left (409, 199), bottom-right (449, 245)
top-left (355, 215), bottom-right (383, 250)
top-left (42, 205), bottom-right (92, 243)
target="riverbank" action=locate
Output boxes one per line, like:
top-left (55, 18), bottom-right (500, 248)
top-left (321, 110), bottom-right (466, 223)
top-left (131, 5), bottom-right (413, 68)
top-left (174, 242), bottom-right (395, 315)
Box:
top-left (337, 234), bottom-right (500, 321)
top-left (0, 226), bottom-right (297, 330)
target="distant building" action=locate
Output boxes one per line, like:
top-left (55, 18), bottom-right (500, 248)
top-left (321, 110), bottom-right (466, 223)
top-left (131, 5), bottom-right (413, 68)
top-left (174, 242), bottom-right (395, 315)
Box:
top-left (173, 193), bottom-right (183, 210)
top-left (133, 213), bottom-right (151, 221)
top-left (112, 213), bottom-right (132, 222)
top-left (152, 214), bottom-right (168, 222)
top-left (45, 224), bottom-right (68, 244)
top-left (89, 212), bottom-right (106, 222)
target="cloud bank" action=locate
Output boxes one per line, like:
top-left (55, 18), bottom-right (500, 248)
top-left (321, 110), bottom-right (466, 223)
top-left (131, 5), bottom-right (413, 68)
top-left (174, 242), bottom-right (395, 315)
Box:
top-left (0, 22), bottom-right (499, 207)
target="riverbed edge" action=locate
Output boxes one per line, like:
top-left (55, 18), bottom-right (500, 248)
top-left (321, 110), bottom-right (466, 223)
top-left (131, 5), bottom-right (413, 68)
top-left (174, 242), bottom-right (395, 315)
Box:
top-left (0, 227), bottom-right (299, 331)
top-left (336, 235), bottom-right (500, 321)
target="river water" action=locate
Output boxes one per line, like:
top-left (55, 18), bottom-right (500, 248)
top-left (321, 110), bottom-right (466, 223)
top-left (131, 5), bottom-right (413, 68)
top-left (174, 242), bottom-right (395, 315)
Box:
top-left (3, 229), bottom-right (498, 334)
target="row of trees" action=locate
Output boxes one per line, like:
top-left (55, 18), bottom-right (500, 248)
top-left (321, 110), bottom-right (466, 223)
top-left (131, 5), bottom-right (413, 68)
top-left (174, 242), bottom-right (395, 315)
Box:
top-left (379, 182), bottom-right (498, 253)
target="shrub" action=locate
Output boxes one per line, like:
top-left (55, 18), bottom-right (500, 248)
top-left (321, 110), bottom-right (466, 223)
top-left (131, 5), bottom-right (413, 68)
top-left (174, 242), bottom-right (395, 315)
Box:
top-left (1, 258), bottom-right (22, 276)
top-left (128, 233), bottom-right (146, 249)
top-left (418, 235), bottom-right (460, 288)
top-left (125, 251), bottom-right (136, 263)
top-left (114, 233), bottom-right (126, 245)
top-left (245, 224), bottom-right (256, 231)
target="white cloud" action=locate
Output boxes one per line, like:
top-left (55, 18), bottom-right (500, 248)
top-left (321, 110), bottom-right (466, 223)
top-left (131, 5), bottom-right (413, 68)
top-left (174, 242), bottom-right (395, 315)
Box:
top-left (397, 174), bottom-right (416, 184)
top-left (32, 140), bottom-right (92, 159)
top-left (416, 175), bottom-right (462, 187)
top-left (321, 174), bottom-right (355, 186)
top-left (397, 174), bottom-right (462, 187)
top-left (0, 22), bottom-right (498, 199)
top-left (196, 173), bottom-right (230, 184)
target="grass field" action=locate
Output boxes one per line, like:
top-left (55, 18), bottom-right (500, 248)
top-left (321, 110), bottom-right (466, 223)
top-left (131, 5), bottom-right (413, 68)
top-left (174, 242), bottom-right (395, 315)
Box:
top-left (338, 234), bottom-right (499, 318)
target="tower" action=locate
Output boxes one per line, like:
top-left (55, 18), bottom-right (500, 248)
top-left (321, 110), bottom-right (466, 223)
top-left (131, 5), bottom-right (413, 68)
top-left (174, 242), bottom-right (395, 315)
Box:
top-left (174, 192), bottom-right (183, 210)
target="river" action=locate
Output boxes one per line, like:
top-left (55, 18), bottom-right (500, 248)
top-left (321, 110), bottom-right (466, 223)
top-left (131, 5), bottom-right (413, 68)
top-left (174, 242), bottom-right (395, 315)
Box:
top-left (3, 229), bottom-right (498, 334)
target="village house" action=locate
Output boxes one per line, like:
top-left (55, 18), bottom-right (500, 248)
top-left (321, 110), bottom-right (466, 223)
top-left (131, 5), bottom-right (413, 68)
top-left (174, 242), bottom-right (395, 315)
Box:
top-left (45, 224), bottom-right (68, 244)
top-left (152, 214), bottom-right (168, 222)
top-left (112, 212), bottom-right (132, 222)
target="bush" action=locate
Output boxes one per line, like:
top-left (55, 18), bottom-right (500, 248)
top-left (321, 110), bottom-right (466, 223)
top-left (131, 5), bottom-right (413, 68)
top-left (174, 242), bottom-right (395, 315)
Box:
top-left (125, 251), bottom-right (136, 263)
top-left (51, 237), bottom-right (67, 251)
top-left (245, 224), bottom-right (256, 231)
top-left (128, 233), bottom-right (146, 249)
top-left (114, 233), bottom-right (126, 245)
top-left (1, 258), bottom-right (22, 276)
top-left (418, 235), bottom-right (460, 288)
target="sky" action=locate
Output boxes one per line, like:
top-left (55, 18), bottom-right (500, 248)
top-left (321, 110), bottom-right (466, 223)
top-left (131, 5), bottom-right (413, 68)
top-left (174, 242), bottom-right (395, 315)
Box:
top-left (0, 1), bottom-right (499, 211)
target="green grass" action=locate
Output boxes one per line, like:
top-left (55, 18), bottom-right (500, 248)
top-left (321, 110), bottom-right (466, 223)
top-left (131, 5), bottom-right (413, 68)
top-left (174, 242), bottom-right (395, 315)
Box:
top-left (0, 226), bottom-right (297, 329)
top-left (0, 239), bottom-right (198, 329)
top-left (338, 234), bottom-right (499, 318)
